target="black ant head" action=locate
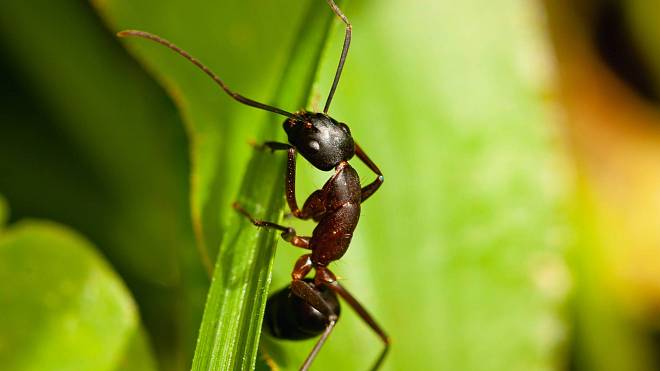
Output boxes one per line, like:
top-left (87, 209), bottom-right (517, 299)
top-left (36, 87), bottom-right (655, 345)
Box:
top-left (284, 112), bottom-right (355, 171)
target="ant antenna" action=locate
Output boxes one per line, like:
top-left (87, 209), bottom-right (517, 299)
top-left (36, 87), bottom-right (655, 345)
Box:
top-left (117, 30), bottom-right (294, 118)
top-left (323, 0), bottom-right (352, 114)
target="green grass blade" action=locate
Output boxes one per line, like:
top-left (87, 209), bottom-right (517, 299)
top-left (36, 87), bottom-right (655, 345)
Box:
top-left (191, 2), bottom-right (345, 369)
top-left (0, 1), bottom-right (205, 368)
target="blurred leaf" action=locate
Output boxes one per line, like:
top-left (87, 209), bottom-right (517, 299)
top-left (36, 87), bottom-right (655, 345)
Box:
top-left (543, 1), bottom-right (660, 371)
top-left (0, 0), bottom-right (206, 368)
top-left (568, 187), bottom-right (656, 371)
top-left (0, 195), bottom-right (7, 230)
top-left (0, 218), bottom-right (156, 371)
top-left (626, 1), bottom-right (660, 94)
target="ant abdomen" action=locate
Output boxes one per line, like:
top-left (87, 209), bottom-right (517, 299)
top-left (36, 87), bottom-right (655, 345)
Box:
top-left (264, 279), bottom-right (341, 340)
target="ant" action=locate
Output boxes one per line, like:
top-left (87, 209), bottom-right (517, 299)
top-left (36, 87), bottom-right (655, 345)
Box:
top-left (118, 0), bottom-right (389, 369)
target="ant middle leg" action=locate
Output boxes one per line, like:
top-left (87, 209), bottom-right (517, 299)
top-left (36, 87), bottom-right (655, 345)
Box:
top-left (232, 202), bottom-right (310, 249)
top-left (261, 141), bottom-right (291, 152)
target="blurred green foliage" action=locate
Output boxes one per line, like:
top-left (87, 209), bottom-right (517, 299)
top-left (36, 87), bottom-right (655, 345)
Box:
top-left (0, 217), bottom-right (156, 371)
top-left (0, 195), bottom-right (7, 228)
top-left (0, 0), bottom-right (206, 369)
top-left (2, 0), bottom-right (659, 370)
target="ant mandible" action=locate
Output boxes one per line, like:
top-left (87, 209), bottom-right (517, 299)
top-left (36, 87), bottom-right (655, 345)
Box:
top-left (118, 1), bottom-right (389, 369)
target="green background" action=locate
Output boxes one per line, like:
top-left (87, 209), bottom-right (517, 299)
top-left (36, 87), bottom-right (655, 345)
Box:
top-left (1, 0), bottom-right (659, 370)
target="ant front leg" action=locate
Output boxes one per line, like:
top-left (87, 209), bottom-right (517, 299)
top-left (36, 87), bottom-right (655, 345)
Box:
top-left (316, 267), bottom-right (391, 371)
top-left (232, 202), bottom-right (310, 249)
top-left (257, 141), bottom-right (291, 152)
top-left (253, 144), bottom-right (326, 220)
top-left (355, 143), bottom-right (384, 203)
top-left (285, 147), bottom-right (327, 220)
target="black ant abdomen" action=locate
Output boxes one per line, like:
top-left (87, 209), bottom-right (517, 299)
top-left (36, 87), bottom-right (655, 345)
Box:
top-left (264, 279), bottom-right (341, 341)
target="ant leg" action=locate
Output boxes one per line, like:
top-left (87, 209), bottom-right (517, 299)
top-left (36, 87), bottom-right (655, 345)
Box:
top-left (284, 147), bottom-right (303, 216)
top-left (284, 148), bottom-right (328, 220)
top-left (260, 141), bottom-right (291, 152)
top-left (232, 202), bottom-right (310, 249)
top-left (289, 257), bottom-right (339, 371)
top-left (251, 142), bottom-right (319, 220)
top-left (292, 279), bottom-right (338, 371)
top-left (316, 267), bottom-right (390, 371)
top-left (355, 143), bottom-right (384, 203)
top-left (301, 318), bottom-right (337, 371)
top-left (251, 146), bottom-right (325, 220)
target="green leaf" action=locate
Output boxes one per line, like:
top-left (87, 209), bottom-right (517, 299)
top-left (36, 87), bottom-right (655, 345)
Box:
top-left (626, 1), bottom-right (660, 93)
top-left (0, 1), bottom-right (206, 368)
top-left (568, 191), bottom-right (657, 371)
top-left (0, 219), bottom-right (156, 371)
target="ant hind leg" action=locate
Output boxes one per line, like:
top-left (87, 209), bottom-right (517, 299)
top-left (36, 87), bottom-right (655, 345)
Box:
top-left (316, 267), bottom-right (390, 371)
top-left (289, 278), bottom-right (339, 371)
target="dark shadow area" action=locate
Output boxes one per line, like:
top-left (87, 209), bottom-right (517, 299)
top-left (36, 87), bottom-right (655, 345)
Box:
top-left (592, 1), bottom-right (659, 103)
top-left (0, 51), bottom-right (110, 232)
top-left (651, 326), bottom-right (660, 369)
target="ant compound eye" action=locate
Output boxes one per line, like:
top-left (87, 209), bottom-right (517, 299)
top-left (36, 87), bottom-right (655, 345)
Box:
top-left (308, 140), bottom-right (320, 151)
top-left (339, 123), bottom-right (351, 135)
